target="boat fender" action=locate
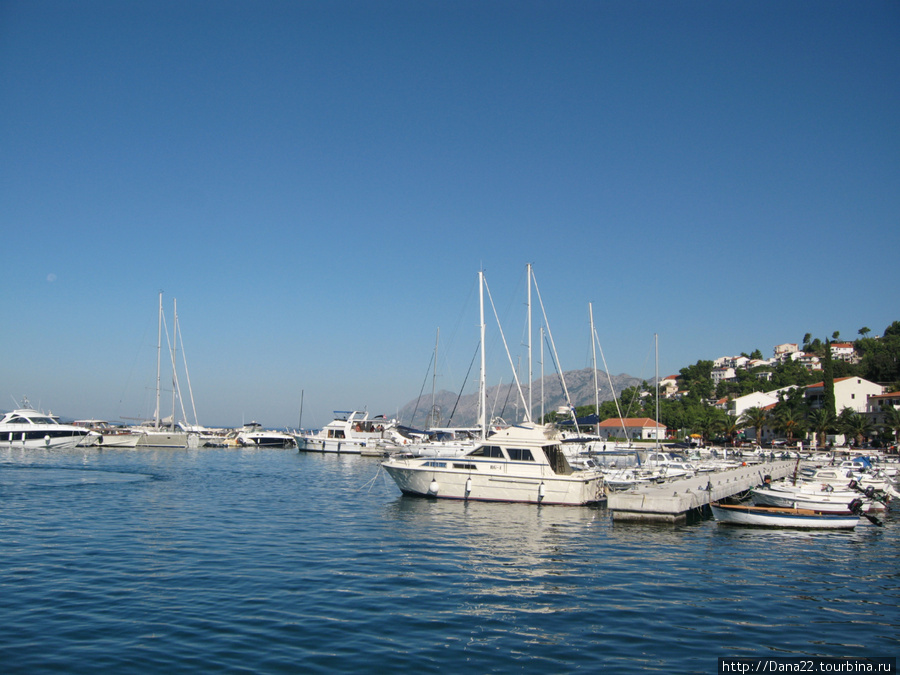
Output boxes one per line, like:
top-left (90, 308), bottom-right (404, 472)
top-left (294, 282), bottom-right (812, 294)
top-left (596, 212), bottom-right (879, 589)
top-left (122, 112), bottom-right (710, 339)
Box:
top-left (44, 434), bottom-right (51, 447)
top-left (538, 482), bottom-right (546, 501)
top-left (465, 477), bottom-right (472, 496)
top-left (428, 479), bottom-right (439, 496)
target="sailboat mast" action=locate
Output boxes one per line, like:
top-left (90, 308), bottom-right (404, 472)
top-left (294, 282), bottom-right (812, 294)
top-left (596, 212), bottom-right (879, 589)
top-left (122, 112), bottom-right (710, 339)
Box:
top-left (155, 291), bottom-right (162, 430)
top-left (298, 390), bottom-right (304, 431)
top-left (540, 325), bottom-right (545, 424)
top-left (655, 332), bottom-right (660, 450)
top-left (527, 262), bottom-right (533, 419)
top-left (479, 270), bottom-right (486, 440)
top-left (590, 302), bottom-right (600, 436)
top-left (431, 327), bottom-right (439, 428)
top-left (171, 298), bottom-right (178, 426)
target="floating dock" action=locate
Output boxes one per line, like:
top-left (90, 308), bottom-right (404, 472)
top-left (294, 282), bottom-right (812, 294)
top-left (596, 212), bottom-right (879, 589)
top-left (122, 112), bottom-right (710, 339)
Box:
top-left (607, 460), bottom-right (797, 524)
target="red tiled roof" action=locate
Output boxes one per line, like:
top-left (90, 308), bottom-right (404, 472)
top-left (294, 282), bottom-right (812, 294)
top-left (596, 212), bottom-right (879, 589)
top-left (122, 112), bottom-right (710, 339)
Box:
top-left (806, 376), bottom-right (853, 389)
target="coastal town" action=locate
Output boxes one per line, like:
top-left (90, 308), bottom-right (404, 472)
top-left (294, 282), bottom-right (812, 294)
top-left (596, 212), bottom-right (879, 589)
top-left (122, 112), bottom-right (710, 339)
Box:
top-left (571, 323), bottom-right (900, 454)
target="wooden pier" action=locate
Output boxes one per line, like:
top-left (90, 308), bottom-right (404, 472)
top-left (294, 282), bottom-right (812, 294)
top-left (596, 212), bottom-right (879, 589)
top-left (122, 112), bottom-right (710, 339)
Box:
top-left (607, 460), bottom-right (797, 524)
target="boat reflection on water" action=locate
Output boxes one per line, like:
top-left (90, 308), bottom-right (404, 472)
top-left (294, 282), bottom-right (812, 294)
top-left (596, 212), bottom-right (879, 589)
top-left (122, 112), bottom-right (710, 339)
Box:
top-left (383, 497), bottom-right (602, 597)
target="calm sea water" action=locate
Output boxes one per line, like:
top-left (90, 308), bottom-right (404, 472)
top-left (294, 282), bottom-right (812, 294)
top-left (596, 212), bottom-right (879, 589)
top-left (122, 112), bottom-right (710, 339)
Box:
top-left (1, 446), bottom-right (897, 674)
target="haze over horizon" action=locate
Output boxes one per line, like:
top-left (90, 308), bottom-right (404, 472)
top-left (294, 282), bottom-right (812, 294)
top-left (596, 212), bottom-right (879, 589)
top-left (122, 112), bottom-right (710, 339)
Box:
top-left (3, 2), bottom-right (898, 429)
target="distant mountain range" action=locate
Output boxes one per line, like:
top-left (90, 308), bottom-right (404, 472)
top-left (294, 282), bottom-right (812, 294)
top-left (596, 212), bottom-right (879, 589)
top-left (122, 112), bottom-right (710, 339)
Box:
top-left (396, 368), bottom-right (644, 429)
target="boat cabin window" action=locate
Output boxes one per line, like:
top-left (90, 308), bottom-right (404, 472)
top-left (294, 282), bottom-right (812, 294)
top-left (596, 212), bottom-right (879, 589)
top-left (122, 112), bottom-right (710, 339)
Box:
top-left (453, 463), bottom-right (477, 470)
top-left (7, 416), bottom-right (29, 424)
top-left (327, 429), bottom-right (346, 439)
top-left (467, 445), bottom-right (505, 459)
top-left (507, 448), bottom-right (534, 462)
top-left (542, 444), bottom-right (573, 475)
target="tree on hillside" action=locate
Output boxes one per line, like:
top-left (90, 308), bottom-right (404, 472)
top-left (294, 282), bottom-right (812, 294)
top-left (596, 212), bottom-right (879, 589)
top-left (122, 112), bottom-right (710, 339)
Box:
top-left (679, 360), bottom-right (715, 400)
top-left (857, 321), bottom-right (900, 384)
top-left (802, 333), bottom-right (812, 351)
top-left (859, 326), bottom-right (871, 338)
top-left (738, 406), bottom-right (770, 446)
top-left (832, 331), bottom-right (841, 341)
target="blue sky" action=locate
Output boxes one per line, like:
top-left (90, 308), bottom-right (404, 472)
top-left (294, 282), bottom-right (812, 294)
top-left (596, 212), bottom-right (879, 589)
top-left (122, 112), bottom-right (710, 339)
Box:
top-left (2, 1), bottom-right (898, 429)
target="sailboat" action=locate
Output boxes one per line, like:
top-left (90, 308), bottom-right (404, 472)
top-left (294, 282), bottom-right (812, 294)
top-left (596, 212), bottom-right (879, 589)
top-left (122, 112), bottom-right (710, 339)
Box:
top-left (126, 293), bottom-right (201, 448)
top-left (382, 270), bottom-right (606, 505)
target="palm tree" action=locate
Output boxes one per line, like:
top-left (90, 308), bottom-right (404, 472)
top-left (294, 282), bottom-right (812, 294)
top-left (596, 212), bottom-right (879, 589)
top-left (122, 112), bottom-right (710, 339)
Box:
top-left (880, 407), bottom-right (900, 452)
top-left (773, 406), bottom-right (806, 444)
top-left (840, 410), bottom-right (873, 448)
top-left (738, 406), bottom-right (770, 446)
top-left (717, 414), bottom-right (740, 447)
top-left (691, 408), bottom-right (721, 445)
top-left (807, 408), bottom-right (836, 449)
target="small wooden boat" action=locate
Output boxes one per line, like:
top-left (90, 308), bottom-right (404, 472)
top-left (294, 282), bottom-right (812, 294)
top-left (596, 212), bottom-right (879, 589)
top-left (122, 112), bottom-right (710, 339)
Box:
top-left (710, 502), bottom-right (861, 529)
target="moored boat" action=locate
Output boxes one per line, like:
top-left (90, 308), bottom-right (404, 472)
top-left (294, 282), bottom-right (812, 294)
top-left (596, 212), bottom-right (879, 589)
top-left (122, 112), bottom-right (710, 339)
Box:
top-left (381, 422), bottom-right (605, 506)
top-left (750, 487), bottom-right (881, 513)
top-left (710, 502), bottom-right (861, 529)
top-left (228, 422), bottom-right (296, 448)
top-left (296, 411), bottom-right (405, 453)
top-left (1, 405), bottom-right (97, 449)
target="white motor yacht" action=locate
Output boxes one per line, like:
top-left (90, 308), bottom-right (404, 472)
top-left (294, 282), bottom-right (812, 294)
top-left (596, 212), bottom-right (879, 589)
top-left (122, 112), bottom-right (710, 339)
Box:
top-left (1, 407), bottom-right (97, 448)
top-left (227, 422), bottom-right (296, 448)
top-left (296, 411), bottom-right (405, 453)
top-left (381, 423), bottom-right (605, 506)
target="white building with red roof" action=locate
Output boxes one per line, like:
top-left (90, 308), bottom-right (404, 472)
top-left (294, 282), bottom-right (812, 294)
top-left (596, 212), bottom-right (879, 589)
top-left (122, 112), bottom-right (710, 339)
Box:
top-left (596, 417), bottom-right (667, 441)
top-left (805, 377), bottom-right (883, 413)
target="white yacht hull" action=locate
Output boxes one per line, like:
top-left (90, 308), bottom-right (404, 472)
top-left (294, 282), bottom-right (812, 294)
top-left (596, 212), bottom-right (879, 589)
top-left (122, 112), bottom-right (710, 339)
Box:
top-left (382, 459), bottom-right (604, 506)
top-left (135, 431), bottom-right (197, 448)
top-left (1, 432), bottom-right (94, 449)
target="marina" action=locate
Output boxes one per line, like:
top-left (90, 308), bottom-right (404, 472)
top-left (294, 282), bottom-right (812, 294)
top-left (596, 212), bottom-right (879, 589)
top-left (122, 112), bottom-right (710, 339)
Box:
top-left (0, 444), bottom-right (896, 673)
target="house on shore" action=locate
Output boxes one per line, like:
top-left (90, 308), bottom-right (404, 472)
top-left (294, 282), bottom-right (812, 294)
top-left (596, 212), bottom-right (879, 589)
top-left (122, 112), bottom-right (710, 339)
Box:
top-left (805, 376), bottom-right (883, 414)
top-left (597, 417), bottom-right (667, 441)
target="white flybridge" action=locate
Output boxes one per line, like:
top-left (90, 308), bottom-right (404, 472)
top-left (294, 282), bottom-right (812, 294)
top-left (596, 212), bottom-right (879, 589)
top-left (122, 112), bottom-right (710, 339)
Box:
top-left (382, 269), bottom-right (605, 505)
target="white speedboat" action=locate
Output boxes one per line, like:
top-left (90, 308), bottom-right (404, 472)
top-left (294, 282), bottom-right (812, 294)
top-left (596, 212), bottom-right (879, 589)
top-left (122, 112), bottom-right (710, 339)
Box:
top-left (74, 420), bottom-right (143, 448)
top-left (710, 502), bottom-right (861, 529)
top-left (296, 411), bottom-right (405, 453)
top-left (381, 423), bottom-right (605, 506)
top-left (225, 422), bottom-right (296, 448)
top-left (1, 407), bottom-right (97, 448)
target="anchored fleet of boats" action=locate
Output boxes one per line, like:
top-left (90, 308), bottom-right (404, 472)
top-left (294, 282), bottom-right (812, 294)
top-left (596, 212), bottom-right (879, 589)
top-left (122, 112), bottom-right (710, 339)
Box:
top-left (5, 276), bottom-right (899, 529)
